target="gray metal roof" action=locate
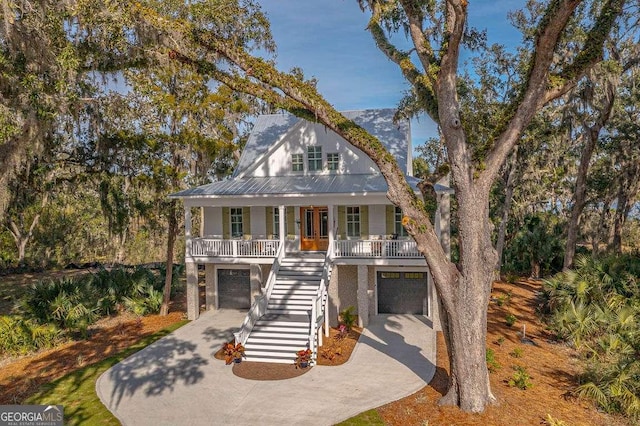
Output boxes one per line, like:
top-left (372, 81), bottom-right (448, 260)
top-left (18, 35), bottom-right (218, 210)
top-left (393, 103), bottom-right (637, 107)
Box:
top-left (233, 108), bottom-right (410, 177)
top-left (171, 174), bottom-right (452, 199)
top-left (173, 174), bottom-right (394, 198)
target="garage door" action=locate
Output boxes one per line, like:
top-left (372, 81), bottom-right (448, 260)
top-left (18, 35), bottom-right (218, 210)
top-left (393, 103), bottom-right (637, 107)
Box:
top-left (377, 271), bottom-right (428, 315)
top-left (218, 269), bottom-right (251, 309)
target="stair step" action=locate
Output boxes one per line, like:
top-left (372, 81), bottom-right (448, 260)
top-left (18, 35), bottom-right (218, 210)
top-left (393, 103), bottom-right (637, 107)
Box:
top-left (253, 324), bottom-right (309, 333)
top-left (255, 320), bottom-right (309, 328)
top-left (244, 356), bottom-right (298, 364)
top-left (247, 337), bottom-right (308, 345)
top-left (267, 309), bottom-right (311, 316)
top-left (244, 345), bottom-right (305, 353)
top-left (249, 331), bottom-right (308, 339)
top-left (269, 294), bottom-right (314, 300)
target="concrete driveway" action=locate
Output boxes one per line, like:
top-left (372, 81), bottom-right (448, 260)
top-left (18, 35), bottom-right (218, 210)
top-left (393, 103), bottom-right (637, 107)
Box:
top-left (96, 309), bottom-right (436, 426)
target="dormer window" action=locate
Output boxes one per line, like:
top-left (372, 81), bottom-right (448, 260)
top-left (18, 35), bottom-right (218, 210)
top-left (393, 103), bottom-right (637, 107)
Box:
top-left (291, 154), bottom-right (304, 172)
top-left (308, 146), bottom-right (322, 171)
top-left (327, 153), bottom-right (339, 171)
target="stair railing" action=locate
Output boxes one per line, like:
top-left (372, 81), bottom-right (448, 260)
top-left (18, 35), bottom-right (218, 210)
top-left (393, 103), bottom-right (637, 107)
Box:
top-left (234, 243), bottom-right (285, 346)
top-left (309, 246), bottom-right (333, 364)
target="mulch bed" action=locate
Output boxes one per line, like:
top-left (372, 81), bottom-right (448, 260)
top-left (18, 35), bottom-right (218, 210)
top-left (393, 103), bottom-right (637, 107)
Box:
top-left (212, 326), bottom-right (363, 380)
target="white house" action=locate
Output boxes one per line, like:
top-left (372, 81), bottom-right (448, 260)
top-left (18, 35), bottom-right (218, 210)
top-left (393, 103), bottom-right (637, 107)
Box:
top-left (170, 108), bottom-right (452, 364)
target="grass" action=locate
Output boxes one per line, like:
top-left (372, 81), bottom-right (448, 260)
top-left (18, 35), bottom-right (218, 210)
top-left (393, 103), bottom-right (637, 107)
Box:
top-left (336, 409), bottom-right (386, 425)
top-left (25, 320), bottom-right (188, 426)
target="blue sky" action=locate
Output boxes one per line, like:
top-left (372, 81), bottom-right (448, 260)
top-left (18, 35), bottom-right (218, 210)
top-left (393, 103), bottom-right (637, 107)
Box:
top-left (259, 1), bottom-right (524, 147)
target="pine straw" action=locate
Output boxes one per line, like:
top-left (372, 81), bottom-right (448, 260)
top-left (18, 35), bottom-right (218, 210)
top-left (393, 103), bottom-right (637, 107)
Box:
top-left (376, 280), bottom-right (629, 426)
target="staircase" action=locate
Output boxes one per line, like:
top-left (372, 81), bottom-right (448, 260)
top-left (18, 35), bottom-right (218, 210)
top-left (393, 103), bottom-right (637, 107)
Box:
top-left (244, 255), bottom-right (324, 364)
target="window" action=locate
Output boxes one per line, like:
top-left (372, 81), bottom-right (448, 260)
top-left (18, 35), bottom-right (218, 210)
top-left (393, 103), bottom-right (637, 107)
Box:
top-left (291, 154), bottom-right (303, 172)
top-left (308, 146), bottom-right (322, 171)
top-left (230, 208), bottom-right (243, 237)
top-left (405, 272), bottom-right (425, 279)
top-left (327, 153), bottom-right (340, 171)
top-left (394, 206), bottom-right (408, 237)
top-left (273, 208), bottom-right (280, 238)
top-left (346, 206), bottom-right (361, 237)
top-left (380, 272), bottom-right (400, 279)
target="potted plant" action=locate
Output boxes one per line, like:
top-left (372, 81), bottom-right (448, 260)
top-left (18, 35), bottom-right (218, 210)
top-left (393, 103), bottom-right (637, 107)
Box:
top-left (294, 348), bottom-right (312, 369)
top-left (223, 342), bottom-right (246, 365)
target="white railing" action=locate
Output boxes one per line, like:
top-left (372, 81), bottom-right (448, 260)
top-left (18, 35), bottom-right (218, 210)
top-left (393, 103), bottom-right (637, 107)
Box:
top-left (191, 238), bottom-right (280, 258)
top-left (309, 246), bottom-right (333, 364)
top-left (234, 243), bottom-right (285, 346)
top-left (333, 239), bottom-right (421, 258)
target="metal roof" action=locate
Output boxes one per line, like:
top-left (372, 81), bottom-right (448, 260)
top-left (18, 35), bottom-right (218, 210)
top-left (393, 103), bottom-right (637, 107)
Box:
top-left (171, 174), bottom-right (453, 199)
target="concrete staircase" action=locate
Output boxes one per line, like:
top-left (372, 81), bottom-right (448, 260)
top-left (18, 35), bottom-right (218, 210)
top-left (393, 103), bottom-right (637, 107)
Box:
top-left (244, 256), bottom-right (324, 364)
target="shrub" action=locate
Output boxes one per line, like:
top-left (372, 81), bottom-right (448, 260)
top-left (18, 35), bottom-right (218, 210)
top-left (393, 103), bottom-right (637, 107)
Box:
top-left (505, 313), bottom-right (517, 327)
top-left (0, 315), bottom-right (62, 356)
top-left (486, 347), bottom-right (500, 373)
top-left (338, 306), bottom-right (357, 331)
top-left (508, 365), bottom-right (533, 390)
top-left (510, 347), bottom-right (524, 358)
top-left (541, 254), bottom-right (640, 421)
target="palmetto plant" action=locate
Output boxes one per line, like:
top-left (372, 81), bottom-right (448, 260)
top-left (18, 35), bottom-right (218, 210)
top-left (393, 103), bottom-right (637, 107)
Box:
top-left (542, 254), bottom-right (640, 421)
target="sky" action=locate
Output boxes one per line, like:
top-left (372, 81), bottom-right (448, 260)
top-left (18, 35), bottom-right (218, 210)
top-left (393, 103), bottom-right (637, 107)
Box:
top-left (259, 0), bottom-right (524, 147)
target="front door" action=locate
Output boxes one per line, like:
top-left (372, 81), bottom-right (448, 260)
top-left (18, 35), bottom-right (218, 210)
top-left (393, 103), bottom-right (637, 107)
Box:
top-left (300, 206), bottom-right (329, 251)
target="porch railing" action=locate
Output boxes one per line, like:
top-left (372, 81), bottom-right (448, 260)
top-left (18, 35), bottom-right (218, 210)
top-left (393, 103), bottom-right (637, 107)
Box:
top-left (233, 243), bottom-right (285, 346)
top-left (333, 239), bottom-right (421, 258)
top-left (191, 238), bottom-right (280, 258)
top-left (309, 246), bottom-right (333, 365)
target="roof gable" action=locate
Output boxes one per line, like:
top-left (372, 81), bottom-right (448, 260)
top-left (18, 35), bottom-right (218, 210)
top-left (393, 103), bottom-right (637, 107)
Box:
top-left (234, 108), bottom-right (410, 178)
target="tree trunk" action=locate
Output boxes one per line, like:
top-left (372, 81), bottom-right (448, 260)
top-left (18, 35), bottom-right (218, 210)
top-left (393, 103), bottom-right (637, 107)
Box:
top-left (495, 150), bottom-right (518, 274)
top-left (160, 200), bottom-right (178, 316)
top-left (564, 82), bottom-right (615, 270)
top-left (436, 186), bottom-right (497, 412)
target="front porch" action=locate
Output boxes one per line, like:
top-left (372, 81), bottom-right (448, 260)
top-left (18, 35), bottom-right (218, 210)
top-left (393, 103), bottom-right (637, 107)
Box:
top-left (189, 236), bottom-right (423, 260)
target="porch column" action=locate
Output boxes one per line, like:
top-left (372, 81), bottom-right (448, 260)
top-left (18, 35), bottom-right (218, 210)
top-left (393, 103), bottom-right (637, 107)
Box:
top-left (205, 264), bottom-right (215, 311)
top-left (250, 264), bottom-right (263, 301)
top-left (186, 261), bottom-right (199, 320)
top-left (185, 206), bottom-right (192, 258)
top-left (357, 265), bottom-right (369, 327)
top-left (327, 204), bottom-right (335, 257)
top-left (278, 205), bottom-right (285, 253)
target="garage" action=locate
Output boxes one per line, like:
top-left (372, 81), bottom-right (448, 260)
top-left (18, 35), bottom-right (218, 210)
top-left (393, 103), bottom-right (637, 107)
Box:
top-left (377, 271), bottom-right (428, 315)
top-left (217, 268), bottom-right (251, 309)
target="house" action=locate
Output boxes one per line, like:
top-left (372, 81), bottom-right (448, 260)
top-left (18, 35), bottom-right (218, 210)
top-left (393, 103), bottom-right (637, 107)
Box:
top-left (170, 108), bottom-right (452, 364)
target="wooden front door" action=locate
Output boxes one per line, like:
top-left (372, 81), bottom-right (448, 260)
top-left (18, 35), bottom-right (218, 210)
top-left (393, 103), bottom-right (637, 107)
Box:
top-left (300, 206), bottom-right (329, 251)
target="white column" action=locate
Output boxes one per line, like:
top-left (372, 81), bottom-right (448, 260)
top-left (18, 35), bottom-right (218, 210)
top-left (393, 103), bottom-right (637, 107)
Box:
top-left (278, 205), bottom-right (285, 252)
top-left (186, 261), bottom-right (199, 320)
top-left (205, 264), bottom-right (215, 311)
top-left (327, 204), bottom-right (335, 257)
top-left (185, 206), bottom-right (192, 259)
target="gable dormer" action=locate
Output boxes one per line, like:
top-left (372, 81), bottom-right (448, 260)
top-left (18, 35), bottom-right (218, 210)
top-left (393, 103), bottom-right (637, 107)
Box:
top-left (234, 109), bottom-right (412, 179)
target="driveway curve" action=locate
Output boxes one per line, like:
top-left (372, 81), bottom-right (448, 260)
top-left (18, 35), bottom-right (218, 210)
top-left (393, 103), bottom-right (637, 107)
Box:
top-left (96, 309), bottom-right (436, 426)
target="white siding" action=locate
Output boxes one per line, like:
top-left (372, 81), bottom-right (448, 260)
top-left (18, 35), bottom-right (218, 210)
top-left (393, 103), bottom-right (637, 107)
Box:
top-left (203, 207), bottom-right (223, 237)
top-left (251, 206), bottom-right (267, 238)
top-left (247, 121), bottom-right (381, 178)
top-left (368, 205), bottom-right (387, 237)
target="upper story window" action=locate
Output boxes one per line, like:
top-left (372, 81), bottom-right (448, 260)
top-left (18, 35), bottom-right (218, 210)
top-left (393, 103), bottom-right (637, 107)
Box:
top-left (394, 206), bottom-right (408, 237)
top-left (291, 154), bottom-right (304, 172)
top-left (346, 206), bottom-right (361, 237)
top-left (308, 146), bottom-right (322, 171)
top-left (327, 152), bottom-right (340, 171)
top-left (230, 208), bottom-right (243, 237)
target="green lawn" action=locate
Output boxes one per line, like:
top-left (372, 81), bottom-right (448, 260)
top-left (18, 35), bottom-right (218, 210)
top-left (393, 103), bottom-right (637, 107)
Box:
top-left (25, 320), bottom-right (188, 426)
top-left (336, 409), bottom-right (386, 425)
